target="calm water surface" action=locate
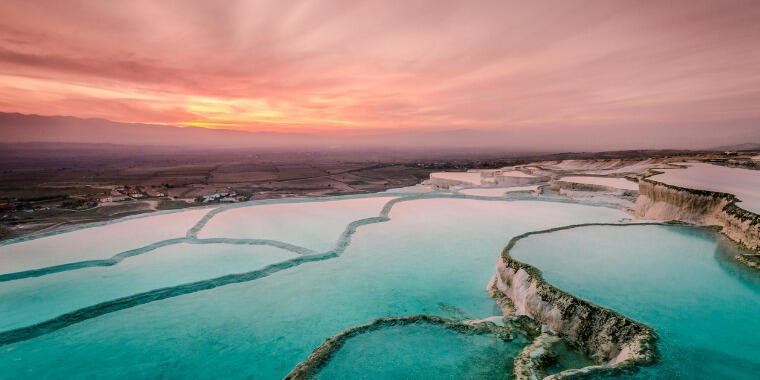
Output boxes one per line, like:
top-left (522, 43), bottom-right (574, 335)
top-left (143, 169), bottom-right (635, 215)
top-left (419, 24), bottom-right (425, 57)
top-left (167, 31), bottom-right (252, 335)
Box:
top-left (511, 225), bottom-right (760, 379)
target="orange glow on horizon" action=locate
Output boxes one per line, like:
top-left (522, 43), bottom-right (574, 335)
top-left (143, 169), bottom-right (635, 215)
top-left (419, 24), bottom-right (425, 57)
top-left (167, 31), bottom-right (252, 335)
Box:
top-left (0, 0), bottom-right (759, 145)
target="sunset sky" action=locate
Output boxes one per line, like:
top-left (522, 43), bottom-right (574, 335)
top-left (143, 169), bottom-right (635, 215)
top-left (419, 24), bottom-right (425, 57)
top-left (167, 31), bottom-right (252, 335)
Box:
top-left (1, 0), bottom-right (759, 147)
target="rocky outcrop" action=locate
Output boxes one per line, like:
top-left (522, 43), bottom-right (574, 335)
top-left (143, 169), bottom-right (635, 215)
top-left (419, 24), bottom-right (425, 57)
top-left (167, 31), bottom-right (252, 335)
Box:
top-left (425, 169), bottom-right (549, 189)
top-left (548, 180), bottom-right (636, 195)
top-left (425, 177), bottom-right (471, 189)
top-left (736, 254), bottom-right (760, 270)
top-left (284, 314), bottom-right (528, 380)
top-left (513, 333), bottom-right (563, 380)
top-left (486, 173), bottom-right (549, 186)
top-left (635, 179), bottom-right (760, 252)
top-left (489, 225), bottom-right (659, 379)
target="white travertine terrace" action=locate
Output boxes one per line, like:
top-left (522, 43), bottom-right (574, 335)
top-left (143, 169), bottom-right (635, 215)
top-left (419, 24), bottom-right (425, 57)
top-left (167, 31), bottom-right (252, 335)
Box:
top-left (504, 185), bottom-right (541, 192)
top-left (497, 170), bottom-right (535, 178)
top-left (427, 172), bottom-right (483, 188)
top-left (635, 177), bottom-right (760, 252)
top-left (485, 170), bottom-right (546, 186)
top-left (197, 197), bottom-right (394, 251)
top-left (0, 208), bottom-right (210, 275)
top-left (649, 162), bottom-right (760, 214)
top-left (457, 187), bottom-right (509, 197)
top-left (427, 169), bottom-right (547, 189)
top-left (558, 176), bottom-right (638, 191)
top-left (429, 171), bottom-right (483, 184)
top-left (458, 185), bottom-right (540, 197)
top-left (535, 159), bottom-right (673, 175)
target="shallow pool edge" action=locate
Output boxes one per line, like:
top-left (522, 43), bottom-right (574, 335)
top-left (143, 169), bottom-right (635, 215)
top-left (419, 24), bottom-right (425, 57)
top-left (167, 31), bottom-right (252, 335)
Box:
top-left (490, 223), bottom-right (670, 379)
top-left (284, 314), bottom-right (536, 380)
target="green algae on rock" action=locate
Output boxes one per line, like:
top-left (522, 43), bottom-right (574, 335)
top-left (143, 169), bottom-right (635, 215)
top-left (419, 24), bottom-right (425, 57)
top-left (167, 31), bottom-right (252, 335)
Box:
top-left (285, 314), bottom-right (534, 380)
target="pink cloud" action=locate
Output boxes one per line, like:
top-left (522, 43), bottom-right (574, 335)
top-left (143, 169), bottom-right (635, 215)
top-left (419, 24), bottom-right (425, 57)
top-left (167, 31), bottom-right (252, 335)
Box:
top-left (0, 0), bottom-right (759, 145)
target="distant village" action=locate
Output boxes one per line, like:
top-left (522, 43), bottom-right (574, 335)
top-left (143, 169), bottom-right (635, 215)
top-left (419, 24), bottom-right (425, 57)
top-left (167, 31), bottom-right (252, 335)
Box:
top-left (100, 185), bottom-right (246, 205)
top-left (99, 185), bottom-right (166, 204)
top-left (1, 184), bottom-right (252, 216)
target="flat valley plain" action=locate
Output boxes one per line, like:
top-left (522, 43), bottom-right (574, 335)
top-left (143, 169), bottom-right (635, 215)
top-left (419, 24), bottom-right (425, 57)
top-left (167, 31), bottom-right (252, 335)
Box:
top-left (2, 144), bottom-right (505, 240)
top-left (0, 143), bottom-right (719, 241)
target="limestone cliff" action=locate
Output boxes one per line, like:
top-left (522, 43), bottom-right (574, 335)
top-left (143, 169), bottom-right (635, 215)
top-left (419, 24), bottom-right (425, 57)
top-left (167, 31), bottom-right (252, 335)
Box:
top-left (489, 226), bottom-right (659, 380)
top-left (635, 179), bottom-right (760, 252)
top-left (548, 179), bottom-right (635, 195)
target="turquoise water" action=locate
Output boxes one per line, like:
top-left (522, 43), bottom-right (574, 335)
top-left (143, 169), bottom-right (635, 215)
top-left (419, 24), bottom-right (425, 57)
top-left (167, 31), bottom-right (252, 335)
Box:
top-left (0, 196), bottom-right (628, 378)
top-left (314, 323), bottom-right (594, 379)
top-left (197, 196), bottom-right (394, 251)
top-left (510, 225), bottom-right (760, 379)
top-left (0, 244), bottom-right (296, 330)
top-left (0, 208), bottom-right (210, 274)
top-left (315, 323), bottom-right (527, 379)
top-left (4, 195), bottom-right (757, 379)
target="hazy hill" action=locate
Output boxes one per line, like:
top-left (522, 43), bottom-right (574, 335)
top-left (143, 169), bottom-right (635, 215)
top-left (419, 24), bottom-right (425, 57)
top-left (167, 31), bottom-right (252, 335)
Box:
top-left (0, 112), bottom-right (528, 152)
top-left (0, 112), bottom-right (312, 149)
top-left (708, 143), bottom-right (760, 152)
top-left (2, 112), bottom-right (758, 152)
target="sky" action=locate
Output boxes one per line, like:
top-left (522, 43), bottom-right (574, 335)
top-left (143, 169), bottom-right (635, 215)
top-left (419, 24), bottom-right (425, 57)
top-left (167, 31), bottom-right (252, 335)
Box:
top-left (1, 0), bottom-right (759, 149)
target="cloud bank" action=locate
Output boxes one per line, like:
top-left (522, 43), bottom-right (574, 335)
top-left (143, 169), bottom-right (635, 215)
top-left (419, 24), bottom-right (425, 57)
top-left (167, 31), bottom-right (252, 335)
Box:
top-left (1, 0), bottom-right (759, 149)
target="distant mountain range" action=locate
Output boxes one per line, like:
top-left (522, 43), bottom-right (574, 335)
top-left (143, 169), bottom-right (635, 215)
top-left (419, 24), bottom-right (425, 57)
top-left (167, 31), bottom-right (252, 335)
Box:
top-left (1, 112), bottom-right (758, 152)
top-left (707, 143), bottom-right (760, 152)
top-left (0, 112), bottom-right (532, 152)
top-left (0, 112), bottom-right (312, 149)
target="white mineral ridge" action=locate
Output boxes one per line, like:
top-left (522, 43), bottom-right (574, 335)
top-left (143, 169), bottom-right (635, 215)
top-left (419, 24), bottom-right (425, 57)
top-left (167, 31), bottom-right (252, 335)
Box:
top-left (458, 187), bottom-right (510, 197)
top-left (499, 170), bottom-right (536, 178)
top-left (383, 184), bottom-right (433, 194)
top-left (0, 208), bottom-right (210, 275)
top-left (505, 185), bottom-right (540, 192)
top-left (198, 196), bottom-right (395, 251)
top-left (537, 159), bottom-right (673, 175)
top-left (458, 185), bottom-right (539, 197)
top-left (650, 162), bottom-right (760, 214)
top-left (559, 176), bottom-right (639, 191)
top-left (429, 172), bottom-right (483, 185)
top-left (0, 243), bottom-right (297, 331)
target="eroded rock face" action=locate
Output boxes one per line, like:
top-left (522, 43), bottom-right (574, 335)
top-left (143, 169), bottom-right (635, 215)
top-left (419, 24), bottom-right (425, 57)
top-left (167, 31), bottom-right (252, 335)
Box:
top-left (489, 233), bottom-right (658, 379)
top-left (635, 179), bottom-right (760, 252)
top-left (284, 314), bottom-right (527, 380)
top-left (736, 254), bottom-right (760, 270)
top-left (492, 262), bottom-right (656, 362)
top-left (549, 180), bottom-right (635, 195)
top-left (487, 174), bottom-right (548, 186)
top-left (513, 333), bottom-right (562, 380)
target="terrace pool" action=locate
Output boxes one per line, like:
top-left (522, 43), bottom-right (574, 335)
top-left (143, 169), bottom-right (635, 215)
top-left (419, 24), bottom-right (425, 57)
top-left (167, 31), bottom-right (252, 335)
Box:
top-left (1, 192), bottom-right (757, 379)
top-left (510, 225), bottom-right (760, 379)
top-left (314, 322), bottom-right (526, 379)
top-left (0, 194), bottom-right (628, 378)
